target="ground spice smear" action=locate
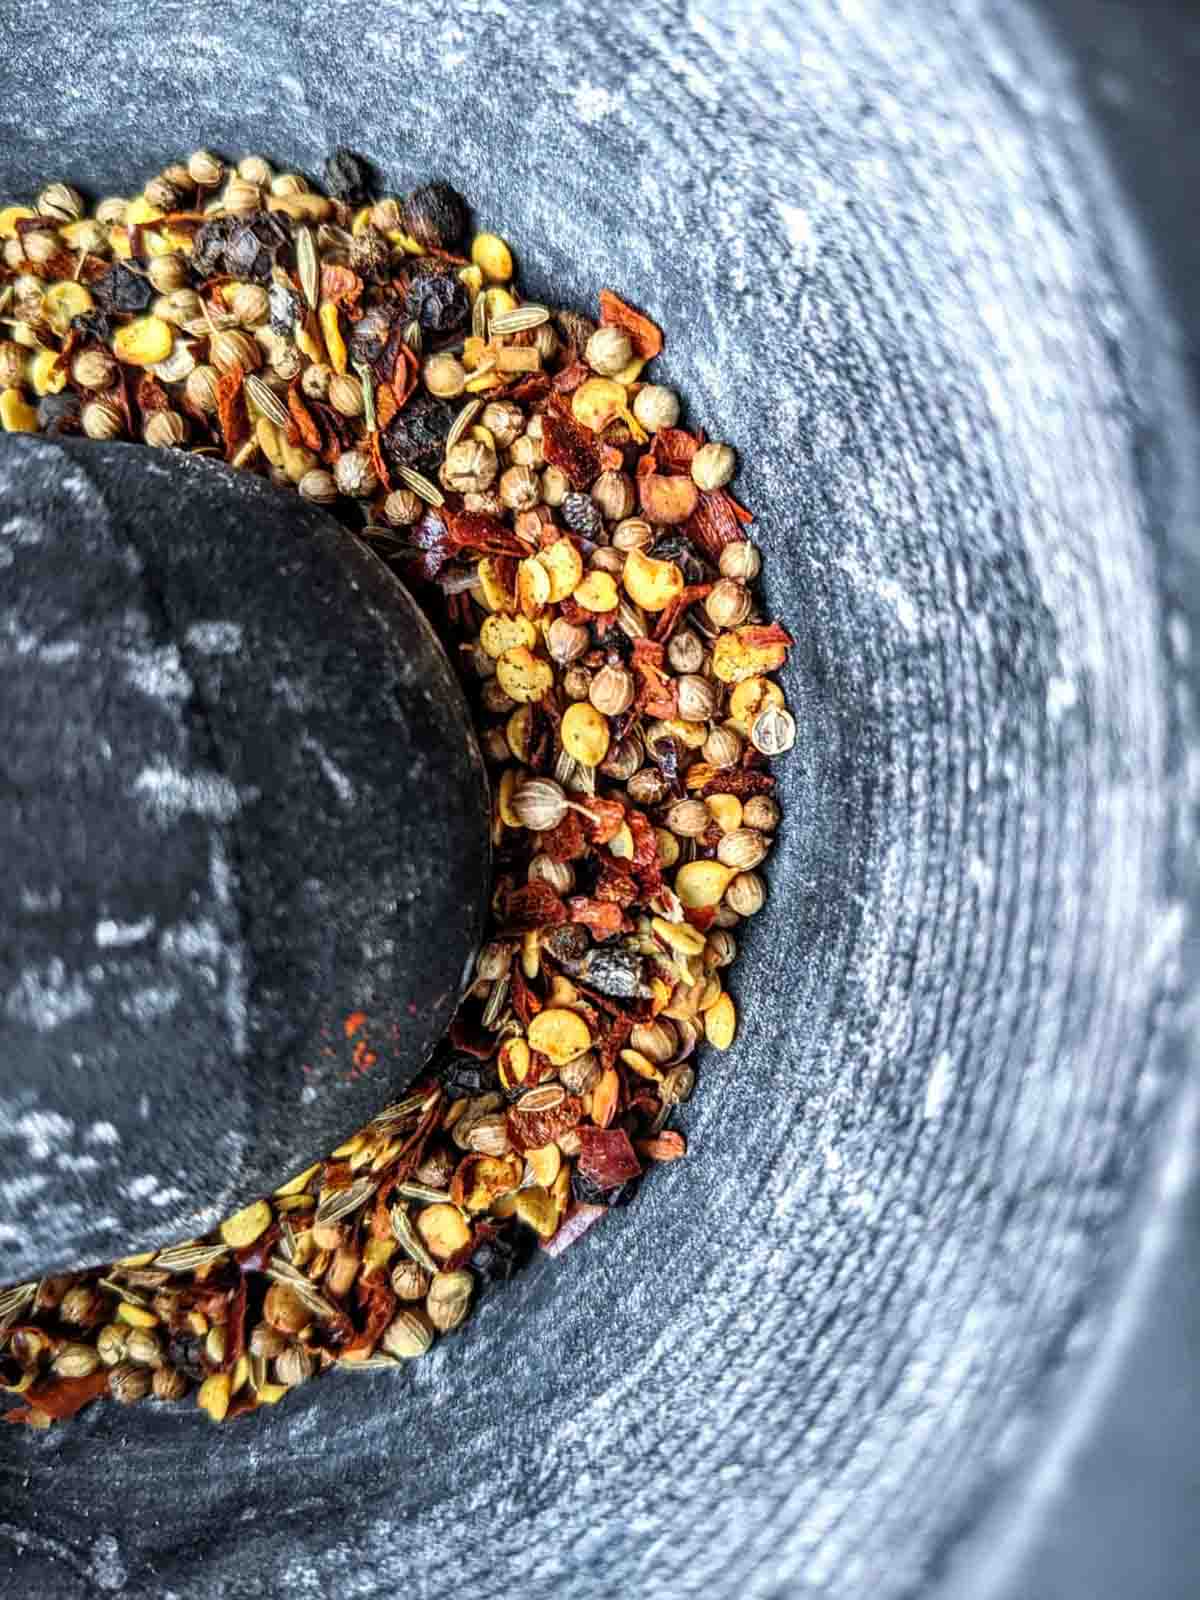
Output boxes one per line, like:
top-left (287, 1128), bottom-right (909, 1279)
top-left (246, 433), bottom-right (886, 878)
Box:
top-left (0, 150), bottom-right (794, 1427)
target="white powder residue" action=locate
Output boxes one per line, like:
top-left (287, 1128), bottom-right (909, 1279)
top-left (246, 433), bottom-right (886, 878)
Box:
top-left (90, 1534), bottom-right (128, 1593)
top-left (4, 960), bottom-right (94, 1033)
top-left (123, 643), bottom-right (192, 702)
top-left (160, 918), bottom-right (223, 970)
top-left (118, 985), bottom-right (181, 1023)
top-left (132, 761), bottom-right (240, 823)
top-left (185, 620), bottom-right (244, 654)
top-left (85, 1121), bottom-right (120, 1146)
top-left (124, 1174), bottom-right (162, 1200)
top-left (13, 1111), bottom-right (74, 1161)
top-left (1046, 673), bottom-right (1079, 719)
top-left (38, 639), bottom-right (81, 664)
top-left (837, 550), bottom-right (920, 636)
top-left (302, 734), bottom-right (356, 806)
top-left (0, 514), bottom-right (45, 547)
top-left (95, 916), bottom-right (155, 948)
top-left (572, 82), bottom-right (617, 123)
top-left (19, 886), bottom-right (62, 912)
top-left (55, 1153), bottom-right (100, 1174)
top-left (924, 1051), bottom-right (956, 1120)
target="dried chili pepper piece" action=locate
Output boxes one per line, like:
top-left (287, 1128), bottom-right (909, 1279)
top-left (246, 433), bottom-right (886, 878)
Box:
top-left (3, 1369), bottom-right (109, 1425)
top-left (637, 1131), bottom-right (687, 1162)
top-left (540, 1201), bottom-right (607, 1257)
top-left (552, 360), bottom-right (591, 394)
top-left (542, 407), bottom-right (602, 489)
top-left (287, 380), bottom-right (323, 451)
top-left (597, 288), bottom-right (664, 360)
top-left (698, 769), bottom-right (777, 798)
top-left (510, 964), bottom-right (543, 1028)
top-left (575, 795), bottom-right (625, 845)
top-left (567, 898), bottom-right (625, 940)
top-left (340, 1279), bottom-right (396, 1359)
top-left (593, 865), bottom-right (638, 906)
top-left (653, 426), bottom-right (701, 472)
top-left (578, 1127), bottom-right (643, 1192)
top-left (507, 1091), bottom-right (582, 1152)
top-left (216, 364), bottom-right (250, 459)
top-left (683, 488), bottom-right (745, 561)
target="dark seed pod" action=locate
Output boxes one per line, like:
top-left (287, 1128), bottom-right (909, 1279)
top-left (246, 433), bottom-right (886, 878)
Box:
top-left (322, 147), bottom-right (373, 204)
top-left (93, 262), bottom-right (153, 315)
top-left (402, 181), bottom-right (469, 251)
top-left (554, 309), bottom-right (598, 361)
top-left (561, 492), bottom-right (604, 541)
top-left (381, 392), bottom-right (456, 472)
top-left (349, 225), bottom-right (391, 283)
top-left (405, 269), bottom-right (469, 335)
top-left (37, 390), bottom-right (81, 437)
top-left (469, 1221), bottom-right (535, 1285)
top-left (268, 279), bottom-right (302, 336)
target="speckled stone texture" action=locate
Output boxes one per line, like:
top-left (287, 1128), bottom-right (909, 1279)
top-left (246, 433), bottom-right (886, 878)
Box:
top-left (0, 440), bottom-right (490, 1281)
top-left (0, 2), bottom-right (1198, 1599)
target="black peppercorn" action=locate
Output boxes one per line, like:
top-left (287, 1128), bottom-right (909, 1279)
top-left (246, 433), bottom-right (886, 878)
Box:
top-left (93, 262), bottom-right (153, 315)
top-left (404, 269), bottom-right (469, 335)
top-left (402, 181), bottom-right (469, 251)
top-left (561, 492), bottom-right (605, 541)
top-left (381, 392), bottom-right (455, 473)
top-left (469, 1221), bottom-right (535, 1285)
top-left (166, 1332), bottom-right (207, 1382)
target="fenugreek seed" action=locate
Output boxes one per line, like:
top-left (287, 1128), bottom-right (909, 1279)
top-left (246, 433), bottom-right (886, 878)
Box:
top-left (197, 1372), bottom-right (232, 1421)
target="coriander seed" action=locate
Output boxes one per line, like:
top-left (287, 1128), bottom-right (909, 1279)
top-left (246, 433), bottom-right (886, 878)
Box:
top-left (210, 328), bottom-right (261, 374)
top-left (382, 1309), bottom-right (434, 1359)
top-left (509, 430), bottom-right (545, 469)
top-left (585, 325), bottom-right (633, 376)
top-left (60, 1284), bottom-right (105, 1324)
top-left (53, 1342), bottom-right (101, 1378)
top-left (589, 664), bottom-right (635, 716)
top-left (223, 177), bottom-right (261, 213)
top-left (237, 154), bottom-right (273, 186)
top-left (143, 410), bottom-right (187, 449)
top-left (125, 1327), bottom-right (164, 1367)
top-left (147, 253), bottom-right (189, 294)
top-left (481, 399), bottom-right (524, 447)
top-left (328, 373), bottom-right (365, 415)
top-left (95, 195), bottom-right (128, 225)
top-left (153, 1366), bottom-right (189, 1402)
top-left (301, 361), bottom-right (333, 400)
top-left (275, 1345), bottom-right (315, 1387)
top-left (81, 398), bottom-right (124, 440)
top-left (228, 282), bottom-right (270, 327)
top-left (547, 617), bottom-right (590, 665)
top-left (676, 674), bottom-right (721, 722)
top-left (0, 341), bottom-right (27, 387)
top-left (298, 468), bottom-right (338, 503)
top-left (426, 1271), bottom-right (473, 1333)
top-left (666, 628), bottom-right (706, 674)
top-left (704, 725), bottom-right (743, 768)
top-left (743, 795), bottom-right (781, 831)
top-left (666, 799), bottom-right (709, 838)
top-left (143, 173), bottom-right (182, 211)
top-left (706, 579), bottom-right (752, 628)
top-left (390, 1260), bottom-right (432, 1302)
top-left (187, 149), bottom-right (224, 186)
top-left (185, 364), bottom-right (220, 413)
top-left (627, 767), bottom-right (670, 806)
top-left (725, 871), bottom-right (766, 916)
top-left (155, 287), bottom-right (203, 326)
top-left (719, 540), bottom-right (762, 582)
top-left (630, 1020), bottom-right (677, 1063)
top-left (423, 352), bottom-right (466, 398)
top-left (96, 1323), bottom-right (129, 1366)
top-left (529, 854), bottom-right (575, 895)
top-left (263, 1283), bottom-right (313, 1335)
top-left (632, 383), bottom-right (680, 432)
top-left (110, 1361), bottom-right (152, 1405)
top-left (717, 827), bottom-right (769, 871)
top-left (383, 487), bottom-right (423, 526)
top-left (612, 517), bottom-right (653, 552)
top-left (443, 438), bottom-right (498, 495)
top-left (559, 1051), bottom-right (600, 1095)
top-left (271, 172), bottom-right (309, 197)
top-left (541, 464), bottom-right (570, 506)
top-left (37, 181), bottom-right (83, 221)
top-left (22, 229), bottom-right (59, 264)
top-left (592, 470), bottom-right (635, 522)
top-left (499, 463), bottom-right (540, 511)
top-left (333, 448), bottom-right (377, 498)
top-left (691, 440), bottom-right (737, 490)
top-left (249, 1323), bottom-right (286, 1361)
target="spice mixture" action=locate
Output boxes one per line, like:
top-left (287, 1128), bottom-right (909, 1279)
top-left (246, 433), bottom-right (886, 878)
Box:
top-left (0, 149), bottom-right (795, 1428)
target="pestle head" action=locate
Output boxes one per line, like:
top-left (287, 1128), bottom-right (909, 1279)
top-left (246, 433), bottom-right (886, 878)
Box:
top-left (0, 436), bottom-right (490, 1281)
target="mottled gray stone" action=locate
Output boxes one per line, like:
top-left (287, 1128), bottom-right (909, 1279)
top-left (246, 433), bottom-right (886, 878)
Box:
top-left (0, 2), bottom-right (1199, 1600)
top-left (0, 439), bottom-right (490, 1280)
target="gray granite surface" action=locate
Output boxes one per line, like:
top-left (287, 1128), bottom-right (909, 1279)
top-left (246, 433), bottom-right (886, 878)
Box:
top-left (0, 1), bottom-right (1198, 1598)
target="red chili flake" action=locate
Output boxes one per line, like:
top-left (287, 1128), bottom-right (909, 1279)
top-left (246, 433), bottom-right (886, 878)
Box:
top-left (135, 373), bottom-right (171, 416)
top-left (215, 364), bottom-right (249, 460)
top-left (598, 288), bottom-right (664, 360)
top-left (567, 898), bottom-right (625, 939)
top-left (577, 1125), bottom-right (643, 1190)
top-left (654, 583), bottom-right (713, 642)
top-left (597, 1010), bottom-right (635, 1072)
top-left (632, 637), bottom-right (665, 670)
top-left (637, 1130), bottom-right (687, 1162)
top-left (366, 428), bottom-right (392, 491)
top-left (726, 492), bottom-right (754, 525)
top-left (742, 621), bottom-right (794, 648)
top-left (449, 1009), bottom-right (497, 1059)
top-left (445, 510), bottom-right (527, 558)
top-left (3, 1369), bottom-right (109, 1425)
top-left (698, 770), bottom-right (777, 798)
top-left (510, 964), bottom-right (543, 1028)
top-left (625, 808), bottom-right (658, 868)
top-left (375, 383), bottom-right (398, 431)
top-left (683, 905), bottom-right (716, 933)
top-left (223, 1277), bottom-right (248, 1370)
top-left (392, 342), bottom-right (420, 410)
top-left (509, 373), bottom-right (552, 405)
top-left (593, 864), bottom-right (638, 905)
top-left (507, 1092), bottom-right (582, 1152)
top-left (597, 443), bottom-right (625, 472)
top-left (575, 795), bottom-right (626, 845)
top-left (542, 406), bottom-right (602, 488)
top-left (341, 1278), bottom-right (397, 1359)
top-left (684, 488), bottom-right (745, 561)
top-left (540, 1201), bottom-right (607, 1257)
top-left (541, 808), bottom-right (588, 862)
top-left (345, 1012), bottom-right (367, 1042)
top-left (235, 1223), bottom-right (280, 1274)
top-left (287, 380), bottom-right (323, 451)
top-left (552, 360), bottom-right (591, 394)
top-left (320, 263), bottom-right (363, 310)
top-left (309, 399), bottom-right (358, 460)
top-left (503, 881), bottom-right (567, 932)
top-left (653, 427), bottom-right (701, 472)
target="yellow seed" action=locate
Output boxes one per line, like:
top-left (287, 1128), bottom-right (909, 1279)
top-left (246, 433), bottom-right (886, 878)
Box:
top-left (525, 1144), bottom-right (561, 1189)
top-left (506, 703), bottom-right (533, 763)
top-left (351, 205), bottom-right (374, 236)
top-left (163, 226), bottom-right (197, 254)
top-left (416, 1203), bottom-right (472, 1261)
top-left (513, 1185), bottom-right (559, 1239)
top-left (471, 232), bottom-right (514, 282)
top-left (43, 281), bottom-right (93, 335)
top-left (528, 1007), bottom-right (592, 1065)
top-left (517, 556), bottom-right (551, 617)
top-left (705, 991), bottom-right (737, 1049)
top-left (231, 1353), bottom-right (251, 1395)
top-left (471, 423), bottom-right (496, 450)
top-left (256, 1382), bottom-right (289, 1405)
top-left (113, 315), bottom-right (174, 367)
top-left (608, 822), bottom-right (635, 860)
top-left (108, 227), bottom-right (133, 259)
top-left (496, 645), bottom-right (554, 703)
top-left (727, 677), bottom-right (786, 735)
top-left (318, 300), bottom-right (347, 373)
top-left (480, 612), bottom-right (538, 659)
top-left (464, 369), bottom-right (502, 394)
top-left (573, 570), bottom-right (620, 612)
top-left (551, 1162), bottom-right (572, 1217)
top-left (663, 716), bottom-right (708, 751)
top-left (521, 929), bottom-right (541, 980)
top-left (141, 229), bottom-right (172, 258)
top-left (620, 1048), bottom-right (664, 1082)
top-left (561, 701), bottom-right (610, 767)
top-left (274, 1162), bottom-right (320, 1197)
top-left (698, 974), bottom-right (724, 1011)
top-left (0, 204), bottom-right (36, 237)
top-left (363, 1237), bottom-right (397, 1276)
top-left (712, 628), bottom-right (790, 684)
top-left (545, 974), bottom-right (579, 1007)
top-left (675, 860), bottom-right (735, 909)
top-left (458, 262), bottom-right (484, 300)
top-left (0, 388), bottom-right (38, 432)
top-left (197, 1373), bottom-right (232, 1422)
top-left (538, 537), bottom-right (584, 601)
top-left (498, 767), bottom-right (526, 827)
top-left (610, 354), bottom-right (648, 386)
top-left (651, 916), bottom-right (707, 956)
top-left (706, 794), bottom-right (744, 832)
top-left (256, 416), bottom-right (283, 467)
top-left (477, 555), bottom-right (516, 612)
top-left (219, 1198), bottom-right (273, 1249)
top-left (572, 376), bottom-right (627, 433)
top-left (126, 195), bottom-right (165, 225)
top-left (623, 547), bottom-right (685, 613)
top-left (28, 349), bottom-right (65, 396)
top-left (116, 1302), bottom-right (158, 1328)
top-left (295, 318), bottom-right (323, 364)
top-left (483, 286), bottom-right (517, 319)
top-left (655, 827), bottom-right (681, 867)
